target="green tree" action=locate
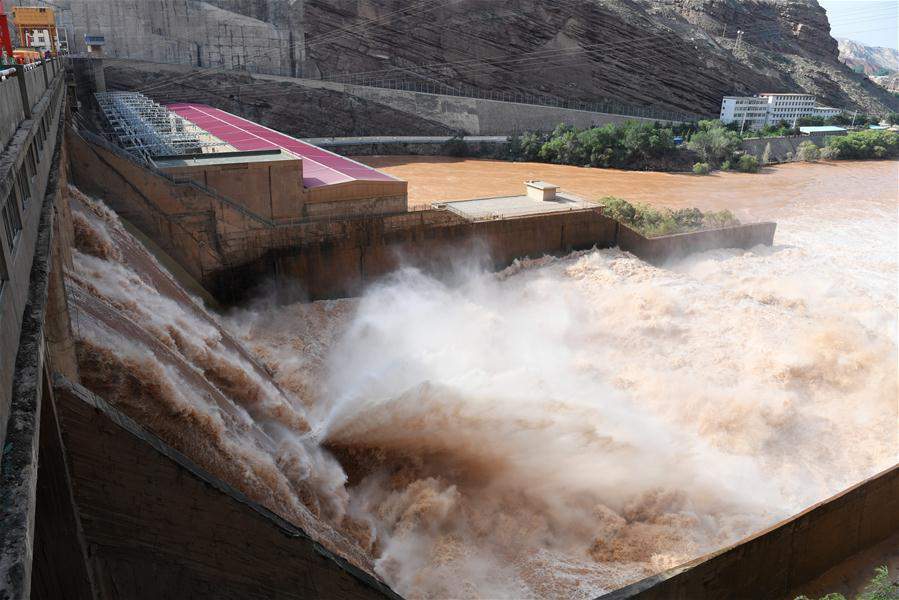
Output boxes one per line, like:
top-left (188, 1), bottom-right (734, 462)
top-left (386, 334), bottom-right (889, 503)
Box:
top-left (539, 124), bottom-right (585, 164)
top-left (577, 124), bottom-right (623, 167)
top-left (514, 132), bottom-right (546, 161)
top-left (686, 123), bottom-right (741, 164)
top-left (827, 129), bottom-right (899, 159)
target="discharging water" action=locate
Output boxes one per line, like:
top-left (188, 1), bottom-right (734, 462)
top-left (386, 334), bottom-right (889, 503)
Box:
top-left (65, 159), bottom-right (898, 599)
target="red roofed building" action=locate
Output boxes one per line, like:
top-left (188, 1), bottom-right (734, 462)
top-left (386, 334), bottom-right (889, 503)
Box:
top-left (161, 103), bottom-right (407, 220)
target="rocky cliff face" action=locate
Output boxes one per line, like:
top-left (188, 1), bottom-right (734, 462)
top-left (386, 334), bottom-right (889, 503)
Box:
top-left (103, 60), bottom-right (455, 137)
top-left (53, 0), bottom-right (899, 115)
top-left (293, 0), bottom-right (897, 115)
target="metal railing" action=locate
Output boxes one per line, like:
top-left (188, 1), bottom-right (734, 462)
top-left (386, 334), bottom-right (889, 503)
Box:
top-left (325, 74), bottom-right (703, 123)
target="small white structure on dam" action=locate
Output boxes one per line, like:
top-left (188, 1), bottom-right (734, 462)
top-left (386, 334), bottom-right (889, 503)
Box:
top-left (436, 181), bottom-right (595, 221)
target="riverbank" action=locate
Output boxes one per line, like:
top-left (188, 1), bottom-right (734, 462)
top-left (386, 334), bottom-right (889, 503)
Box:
top-left (361, 156), bottom-right (898, 216)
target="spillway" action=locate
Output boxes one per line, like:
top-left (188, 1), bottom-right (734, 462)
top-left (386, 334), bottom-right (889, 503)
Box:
top-left (64, 158), bottom-right (897, 598)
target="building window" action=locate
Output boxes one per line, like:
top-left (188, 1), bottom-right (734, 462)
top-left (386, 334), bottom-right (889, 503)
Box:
top-left (27, 146), bottom-right (37, 181)
top-left (0, 237), bottom-right (7, 292)
top-left (17, 167), bottom-right (31, 209)
top-left (2, 190), bottom-right (23, 252)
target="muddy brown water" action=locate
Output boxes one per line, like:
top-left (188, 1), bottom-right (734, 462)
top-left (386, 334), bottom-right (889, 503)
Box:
top-left (66, 158), bottom-right (898, 599)
top-left (361, 156), bottom-right (898, 218)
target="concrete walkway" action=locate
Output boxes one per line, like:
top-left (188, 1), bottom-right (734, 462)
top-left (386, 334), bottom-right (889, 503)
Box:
top-left (302, 135), bottom-right (509, 146)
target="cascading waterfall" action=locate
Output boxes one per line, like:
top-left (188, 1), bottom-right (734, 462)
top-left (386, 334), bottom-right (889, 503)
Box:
top-left (66, 159), bottom-right (898, 599)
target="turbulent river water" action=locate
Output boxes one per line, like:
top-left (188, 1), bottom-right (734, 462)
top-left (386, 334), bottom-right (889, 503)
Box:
top-left (65, 159), bottom-right (898, 599)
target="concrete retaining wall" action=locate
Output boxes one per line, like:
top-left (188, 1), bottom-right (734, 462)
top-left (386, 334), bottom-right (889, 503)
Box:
top-left (0, 78), bottom-right (25, 152)
top-left (601, 463), bottom-right (899, 600)
top-left (740, 133), bottom-right (835, 163)
top-left (257, 75), bottom-right (668, 135)
top-left (51, 375), bottom-right (396, 600)
top-left (211, 208), bottom-right (619, 301)
top-left (617, 222), bottom-right (777, 264)
top-left (24, 67), bottom-right (47, 108)
top-left (314, 140), bottom-right (510, 158)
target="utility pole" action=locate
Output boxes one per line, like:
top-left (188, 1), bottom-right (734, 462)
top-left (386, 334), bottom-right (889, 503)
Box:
top-left (851, 110), bottom-right (858, 127)
top-left (734, 30), bottom-right (744, 54)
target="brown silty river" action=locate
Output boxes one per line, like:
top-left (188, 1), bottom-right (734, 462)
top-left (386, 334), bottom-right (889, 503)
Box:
top-left (363, 155), bottom-right (896, 215)
top-left (66, 159), bottom-right (897, 599)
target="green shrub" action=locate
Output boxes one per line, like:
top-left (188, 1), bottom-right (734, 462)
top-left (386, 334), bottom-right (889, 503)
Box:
top-left (820, 146), bottom-right (840, 160)
top-left (692, 162), bottom-right (711, 174)
top-left (796, 140), bottom-right (820, 161)
top-left (858, 565), bottom-right (899, 600)
top-left (600, 197), bottom-right (739, 237)
top-left (686, 122), bottom-right (741, 164)
top-left (795, 565), bottom-right (898, 600)
top-left (509, 131), bottom-right (549, 161)
top-left (702, 209), bottom-right (740, 229)
top-left (720, 159), bottom-right (732, 171)
top-left (826, 129), bottom-right (899, 159)
top-left (738, 154), bottom-right (760, 172)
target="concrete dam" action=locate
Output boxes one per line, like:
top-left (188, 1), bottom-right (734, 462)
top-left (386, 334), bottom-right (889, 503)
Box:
top-left (0, 57), bottom-right (896, 600)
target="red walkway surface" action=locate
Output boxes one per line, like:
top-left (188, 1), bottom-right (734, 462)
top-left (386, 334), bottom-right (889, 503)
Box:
top-left (166, 103), bottom-right (398, 189)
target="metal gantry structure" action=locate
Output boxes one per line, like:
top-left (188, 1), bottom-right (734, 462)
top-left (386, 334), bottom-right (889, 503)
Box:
top-left (95, 92), bottom-right (231, 161)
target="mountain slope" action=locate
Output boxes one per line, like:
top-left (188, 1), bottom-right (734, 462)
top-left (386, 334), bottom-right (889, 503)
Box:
top-left (47, 0), bottom-right (899, 115)
top-left (297, 0), bottom-right (899, 115)
top-left (837, 38), bottom-right (899, 75)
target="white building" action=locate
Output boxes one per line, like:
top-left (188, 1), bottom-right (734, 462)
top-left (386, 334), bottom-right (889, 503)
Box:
top-left (719, 93), bottom-right (844, 129)
top-left (24, 29), bottom-right (59, 54)
top-left (720, 96), bottom-right (771, 129)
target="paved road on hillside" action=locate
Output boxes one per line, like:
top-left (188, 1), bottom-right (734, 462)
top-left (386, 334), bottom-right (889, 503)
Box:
top-left (302, 135), bottom-right (509, 146)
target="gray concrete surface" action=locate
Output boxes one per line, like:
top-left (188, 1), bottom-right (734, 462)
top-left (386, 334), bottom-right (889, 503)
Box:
top-left (441, 192), bottom-right (596, 221)
top-left (0, 78), bottom-right (25, 152)
top-left (32, 0), bottom-right (299, 75)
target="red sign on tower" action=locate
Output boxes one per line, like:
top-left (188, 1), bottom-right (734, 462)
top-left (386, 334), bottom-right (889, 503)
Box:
top-left (0, 1), bottom-right (12, 58)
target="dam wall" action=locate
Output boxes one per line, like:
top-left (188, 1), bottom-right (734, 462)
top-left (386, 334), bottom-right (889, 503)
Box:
top-left (69, 129), bottom-right (776, 304)
top-left (601, 462), bottom-right (899, 600)
top-left (49, 375), bottom-right (397, 600)
top-left (213, 208), bottom-right (619, 301)
top-left (616, 221), bottom-right (778, 264)
top-left (35, 0), bottom-right (298, 75)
